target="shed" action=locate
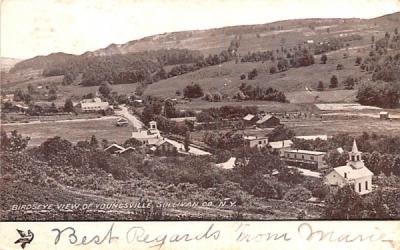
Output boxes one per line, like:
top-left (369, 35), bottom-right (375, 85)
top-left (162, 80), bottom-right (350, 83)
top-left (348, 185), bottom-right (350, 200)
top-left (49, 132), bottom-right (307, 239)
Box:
top-left (256, 115), bottom-right (281, 128)
top-left (379, 111), bottom-right (389, 120)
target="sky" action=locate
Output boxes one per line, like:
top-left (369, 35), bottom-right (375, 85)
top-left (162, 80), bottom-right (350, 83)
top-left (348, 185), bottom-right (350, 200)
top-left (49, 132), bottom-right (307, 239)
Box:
top-left (1, 0), bottom-right (400, 59)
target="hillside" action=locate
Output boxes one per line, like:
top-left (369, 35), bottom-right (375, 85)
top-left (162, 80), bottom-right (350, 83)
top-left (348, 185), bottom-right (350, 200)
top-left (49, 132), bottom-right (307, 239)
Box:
top-left (3, 12), bottom-right (399, 105)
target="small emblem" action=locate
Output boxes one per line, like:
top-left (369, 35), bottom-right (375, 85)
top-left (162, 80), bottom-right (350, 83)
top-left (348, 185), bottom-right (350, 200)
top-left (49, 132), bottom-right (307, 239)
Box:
top-left (14, 229), bottom-right (34, 249)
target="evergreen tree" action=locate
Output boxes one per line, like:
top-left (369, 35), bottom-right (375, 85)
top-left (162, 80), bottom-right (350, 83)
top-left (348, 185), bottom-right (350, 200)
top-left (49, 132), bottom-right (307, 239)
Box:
top-left (184, 131), bottom-right (190, 152)
top-left (330, 75), bottom-right (338, 88)
top-left (90, 135), bottom-right (99, 149)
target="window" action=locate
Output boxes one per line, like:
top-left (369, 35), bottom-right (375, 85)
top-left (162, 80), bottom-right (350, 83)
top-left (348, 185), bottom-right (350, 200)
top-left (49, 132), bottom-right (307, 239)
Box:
top-left (344, 173), bottom-right (347, 178)
top-left (302, 155), bottom-right (304, 159)
top-left (259, 141), bottom-right (262, 144)
top-left (365, 181), bottom-right (368, 190)
top-left (310, 156), bottom-right (314, 160)
top-left (358, 183), bottom-right (362, 192)
top-left (352, 155), bottom-right (355, 161)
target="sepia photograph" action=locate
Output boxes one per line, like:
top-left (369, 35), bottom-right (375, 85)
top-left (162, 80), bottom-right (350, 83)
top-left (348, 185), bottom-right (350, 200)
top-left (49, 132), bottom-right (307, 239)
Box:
top-left (1, 0), bottom-right (400, 222)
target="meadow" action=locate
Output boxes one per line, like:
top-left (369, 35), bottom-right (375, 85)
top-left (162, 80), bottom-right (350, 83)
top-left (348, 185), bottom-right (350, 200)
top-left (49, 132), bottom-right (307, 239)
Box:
top-left (2, 117), bottom-right (133, 147)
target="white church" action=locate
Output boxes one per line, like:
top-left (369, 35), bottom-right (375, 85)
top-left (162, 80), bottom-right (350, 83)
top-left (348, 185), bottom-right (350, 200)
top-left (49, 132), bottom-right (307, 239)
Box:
top-left (325, 140), bottom-right (374, 195)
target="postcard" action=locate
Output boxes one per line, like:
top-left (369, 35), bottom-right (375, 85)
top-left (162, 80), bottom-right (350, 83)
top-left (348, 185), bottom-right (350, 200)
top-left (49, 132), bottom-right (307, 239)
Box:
top-left (1, 0), bottom-right (400, 249)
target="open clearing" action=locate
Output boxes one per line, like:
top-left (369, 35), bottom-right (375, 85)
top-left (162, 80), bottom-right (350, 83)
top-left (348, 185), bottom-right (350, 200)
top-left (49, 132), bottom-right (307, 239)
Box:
top-left (2, 117), bottom-right (133, 147)
top-left (284, 118), bottom-right (400, 136)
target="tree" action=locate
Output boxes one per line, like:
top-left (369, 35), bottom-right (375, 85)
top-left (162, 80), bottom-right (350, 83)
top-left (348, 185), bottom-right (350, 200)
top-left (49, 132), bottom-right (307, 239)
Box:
top-left (356, 82), bottom-right (400, 108)
top-left (184, 131), bottom-right (190, 152)
top-left (183, 83), bottom-right (203, 98)
top-left (248, 68), bottom-right (258, 80)
top-left (317, 81), bottom-right (324, 91)
top-left (123, 138), bottom-right (142, 148)
top-left (320, 54), bottom-right (328, 64)
top-left (164, 99), bottom-right (177, 118)
top-left (336, 64), bottom-right (344, 70)
top-left (98, 81), bottom-right (112, 97)
top-left (325, 150), bottom-right (348, 167)
top-left (269, 66), bottom-right (277, 74)
top-left (324, 185), bottom-right (364, 219)
top-left (1, 130), bottom-right (30, 152)
top-left (329, 75), bottom-right (338, 88)
top-left (343, 76), bottom-right (356, 90)
top-left (355, 56), bottom-right (362, 65)
top-left (64, 98), bottom-right (74, 112)
top-left (90, 135), bottom-right (99, 149)
top-left (284, 186), bottom-right (312, 202)
top-left (240, 74), bottom-right (246, 80)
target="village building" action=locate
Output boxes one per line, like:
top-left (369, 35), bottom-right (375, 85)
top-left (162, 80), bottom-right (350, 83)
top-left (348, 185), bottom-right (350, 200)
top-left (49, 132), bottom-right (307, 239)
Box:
top-left (379, 111), bottom-right (389, 120)
top-left (295, 135), bottom-right (329, 141)
top-left (80, 97), bottom-right (110, 112)
top-left (116, 117), bottom-right (129, 127)
top-left (243, 114), bottom-right (258, 126)
top-left (282, 149), bottom-right (327, 170)
top-left (268, 140), bottom-right (293, 156)
top-left (104, 144), bottom-right (125, 154)
top-left (244, 135), bottom-right (269, 148)
top-left (131, 121), bottom-right (163, 145)
top-left (256, 115), bottom-right (281, 128)
top-left (154, 139), bottom-right (178, 155)
top-left (170, 117), bottom-right (197, 123)
top-left (325, 140), bottom-right (374, 195)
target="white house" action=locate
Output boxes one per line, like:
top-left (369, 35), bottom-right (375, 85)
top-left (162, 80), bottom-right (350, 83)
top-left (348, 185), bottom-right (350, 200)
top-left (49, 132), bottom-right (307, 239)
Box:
top-left (268, 140), bottom-right (293, 156)
top-left (80, 97), bottom-right (110, 112)
top-left (244, 135), bottom-right (269, 148)
top-left (325, 140), bottom-right (374, 195)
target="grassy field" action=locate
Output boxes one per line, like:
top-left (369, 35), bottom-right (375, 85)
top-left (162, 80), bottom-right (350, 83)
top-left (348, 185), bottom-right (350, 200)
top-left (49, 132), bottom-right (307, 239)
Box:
top-left (144, 42), bottom-right (373, 99)
top-left (284, 117), bottom-right (400, 136)
top-left (1, 117), bottom-right (133, 147)
top-left (175, 99), bottom-right (318, 112)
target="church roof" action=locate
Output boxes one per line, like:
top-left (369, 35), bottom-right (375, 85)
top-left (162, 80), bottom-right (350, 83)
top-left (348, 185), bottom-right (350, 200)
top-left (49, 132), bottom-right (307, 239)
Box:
top-left (333, 165), bottom-right (373, 180)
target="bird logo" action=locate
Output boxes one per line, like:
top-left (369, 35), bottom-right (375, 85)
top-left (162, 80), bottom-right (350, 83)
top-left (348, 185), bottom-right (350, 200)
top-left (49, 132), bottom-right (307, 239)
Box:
top-left (14, 229), bottom-right (34, 249)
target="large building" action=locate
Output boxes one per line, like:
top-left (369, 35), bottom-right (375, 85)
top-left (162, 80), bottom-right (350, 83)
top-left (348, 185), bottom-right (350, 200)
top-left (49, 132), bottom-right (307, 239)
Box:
top-left (325, 140), bottom-right (374, 195)
top-left (282, 149), bottom-right (327, 170)
top-left (268, 140), bottom-right (293, 156)
top-left (80, 97), bottom-right (110, 112)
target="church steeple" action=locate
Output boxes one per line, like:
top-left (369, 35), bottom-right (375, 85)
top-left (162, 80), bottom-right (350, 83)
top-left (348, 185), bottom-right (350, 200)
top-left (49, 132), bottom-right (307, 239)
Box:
top-left (348, 139), bottom-right (364, 169)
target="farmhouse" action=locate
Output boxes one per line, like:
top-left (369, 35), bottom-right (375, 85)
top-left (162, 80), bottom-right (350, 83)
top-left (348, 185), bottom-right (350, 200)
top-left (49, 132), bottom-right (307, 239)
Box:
top-left (325, 140), bottom-right (374, 195)
top-left (256, 115), bottom-right (280, 128)
top-left (243, 114), bottom-right (258, 126)
top-left (282, 149), bottom-right (327, 170)
top-left (244, 135), bottom-right (269, 148)
top-left (80, 97), bottom-right (110, 112)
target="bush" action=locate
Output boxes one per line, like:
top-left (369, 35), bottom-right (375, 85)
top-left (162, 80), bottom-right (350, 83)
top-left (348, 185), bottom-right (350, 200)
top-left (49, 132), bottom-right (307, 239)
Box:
top-left (283, 186), bottom-right (312, 202)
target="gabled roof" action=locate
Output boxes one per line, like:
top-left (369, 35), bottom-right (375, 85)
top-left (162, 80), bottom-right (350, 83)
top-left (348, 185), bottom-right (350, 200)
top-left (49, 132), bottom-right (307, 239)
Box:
top-left (256, 115), bottom-right (278, 124)
top-left (243, 114), bottom-right (255, 121)
top-left (104, 144), bottom-right (125, 152)
top-left (333, 165), bottom-right (373, 180)
top-left (119, 147), bottom-right (136, 153)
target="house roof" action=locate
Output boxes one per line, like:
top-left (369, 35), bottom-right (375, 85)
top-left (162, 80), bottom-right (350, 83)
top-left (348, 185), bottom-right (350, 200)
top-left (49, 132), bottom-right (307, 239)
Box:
top-left (104, 144), bottom-right (125, 152)
top-left (244, 135), bottom-right (268, 141)
top-left (269, 140), bottom-right (293, 149)
top-left (284, 149), bottom-right (326, 156)
top-left (216, 157), bottom-right (236, 169)
top-left (170, 117), bottom-right (197, 122)
top-left (380, 111), bottom-right (388, 115)
top-left (243, 114), bottom-right (255, 121)
top-left (256, 115), bottom-right (278, 124)
top-left (333, 165), bottom-right (374, 180)
top-left (119, 147), bottom-right (136, 153)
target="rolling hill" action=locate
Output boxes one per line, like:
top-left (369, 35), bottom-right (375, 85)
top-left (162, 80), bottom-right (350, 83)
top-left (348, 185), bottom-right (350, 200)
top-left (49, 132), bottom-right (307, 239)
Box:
top-left (2, 12), bottom-right (399, 105)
